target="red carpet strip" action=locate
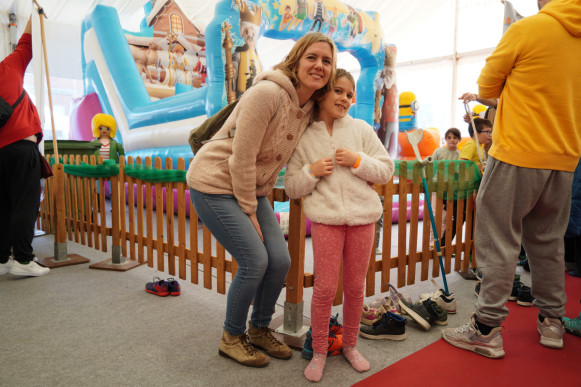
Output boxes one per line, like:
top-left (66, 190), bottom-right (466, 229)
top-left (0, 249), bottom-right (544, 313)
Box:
top-left (355, 275), bottom-right (581, 387)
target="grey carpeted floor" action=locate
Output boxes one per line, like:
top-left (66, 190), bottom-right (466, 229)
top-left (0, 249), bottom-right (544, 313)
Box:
top-left (1, 227), bottom-right (524, 387)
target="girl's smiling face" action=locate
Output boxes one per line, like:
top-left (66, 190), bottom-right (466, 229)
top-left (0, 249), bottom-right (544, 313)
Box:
top-left (317, 76), bottom-right (355, 124)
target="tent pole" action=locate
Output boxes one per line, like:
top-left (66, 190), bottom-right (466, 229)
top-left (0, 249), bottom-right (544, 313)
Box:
top-left (451, 0), bottom-right (460, 126)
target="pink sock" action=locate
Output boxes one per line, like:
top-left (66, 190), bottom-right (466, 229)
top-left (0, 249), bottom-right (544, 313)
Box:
top-left (304, 352), bottom-right (327, 382)
top-left (343, 346), bottom-right (370, 372)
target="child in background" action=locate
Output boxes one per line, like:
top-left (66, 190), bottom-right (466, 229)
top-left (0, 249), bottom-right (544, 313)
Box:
top-left (91, 113), bottom-right (124, 163)
top-left (459, 117), bottom-right (492, 172)
top-left (284, 69), bottom-right (394, 382)
top-left (430, 128), bottom-right (461, 246)
top-left (432, 127), bottom-right (461, 161)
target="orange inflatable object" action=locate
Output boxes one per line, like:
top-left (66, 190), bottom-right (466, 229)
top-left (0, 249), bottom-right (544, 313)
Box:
top-left (398, 128), bottom-right (440, 159)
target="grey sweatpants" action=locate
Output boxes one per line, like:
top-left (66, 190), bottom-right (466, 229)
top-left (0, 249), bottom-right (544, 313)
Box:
top-left (474, 157), bottom-right (573, 326)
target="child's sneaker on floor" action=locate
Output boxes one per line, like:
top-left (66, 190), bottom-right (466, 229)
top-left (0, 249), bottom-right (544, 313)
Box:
top-left (145, 277), bottom-right (169, 297)
top-left (361, 305), bottom-right (384, 325)
top-left (441, 313), bottom-right (504, 359)
top-left (329, 313), bottom-right (343, 336)
top-left (167, 278), bottom-right (181, 296)
top-left (368, 284), bottom-right (411, 315)
top-left (398, 299), bottom-right (447, 330)
top-left (537, 314), bottom-right (564, 349)
top-left (563, 313), bottom-right (581, 337)
top-left (516, 285), bottom-right (534, 306)
top-left (508, 280), bottom-right (524, 301)
top-left (301, 328), bottom-right (343, 359)
top-left (419, 278), bottom-right (457, 314)
top-left (359, 311), bottom-right (407, 341)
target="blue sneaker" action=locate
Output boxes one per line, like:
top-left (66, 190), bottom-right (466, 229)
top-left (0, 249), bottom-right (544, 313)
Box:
top-left (302, 328), bottom-right (314, 359)
top-left (359, 311), bottom-right (407, 340)
top-left (167, 278), bottom-right (181, 296)
top-left (302, 328), bottom-right (343, 359)
top-left (563, 313), bottom-right (581, 337)
top-left (145, 277), bottom-right (169, 297)
top-left (329, 313), bottom-right (343, 335)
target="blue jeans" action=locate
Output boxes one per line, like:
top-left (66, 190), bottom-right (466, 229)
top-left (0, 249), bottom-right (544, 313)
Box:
top-left (190, 189), bottom-right (291, 335)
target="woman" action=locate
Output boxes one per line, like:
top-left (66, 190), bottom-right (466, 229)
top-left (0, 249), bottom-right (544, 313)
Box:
top-left (186, 32), bottom-right (337, 368)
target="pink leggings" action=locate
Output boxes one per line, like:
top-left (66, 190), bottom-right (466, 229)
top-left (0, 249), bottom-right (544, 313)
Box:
top-left (310, 222), bottom-right (375, 353)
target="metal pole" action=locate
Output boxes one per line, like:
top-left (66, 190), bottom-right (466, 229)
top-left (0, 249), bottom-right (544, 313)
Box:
top-left (405, 129), bottom-right (449, 294)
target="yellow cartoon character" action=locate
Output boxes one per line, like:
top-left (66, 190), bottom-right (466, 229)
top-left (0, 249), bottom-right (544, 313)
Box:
top-left (91, 113), bottom-right (124, 163)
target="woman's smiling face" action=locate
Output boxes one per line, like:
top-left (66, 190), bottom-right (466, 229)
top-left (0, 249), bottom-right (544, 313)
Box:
top-left (295, 41), bottom-right (334, 96)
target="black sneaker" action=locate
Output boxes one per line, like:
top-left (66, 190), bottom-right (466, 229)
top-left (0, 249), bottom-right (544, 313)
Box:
top-left (398, 299), bottom-right (447, 330)
top-left (359, 311), bottom-right (406, 340)
top-left (517, 285), bottom-right (534, 306)
top-left (423, 299), bottom-right (448, 326)
top-left (508, 280), bottom-right (522, 301)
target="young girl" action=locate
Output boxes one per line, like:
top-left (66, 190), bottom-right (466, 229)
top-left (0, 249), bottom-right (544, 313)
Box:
top-left (284, 69), bottom-right (394, 382)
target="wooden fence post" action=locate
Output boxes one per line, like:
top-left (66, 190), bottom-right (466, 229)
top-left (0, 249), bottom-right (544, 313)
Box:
top-left (37, 162), bottom-right (90, 268)
top-left (277, 197), bottom-right (309, 338)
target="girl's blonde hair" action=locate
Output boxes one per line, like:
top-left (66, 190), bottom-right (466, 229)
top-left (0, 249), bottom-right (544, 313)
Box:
top-left (274, 32), bottom-right (337, 101)
top-left (91, 113), bottom-right (117, 138)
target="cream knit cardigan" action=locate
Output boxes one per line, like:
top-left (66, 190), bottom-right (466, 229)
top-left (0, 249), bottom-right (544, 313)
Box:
top-left (284, 115), bottom-right (395, 226)
top-left (186, 70), bottom-right (315, 215)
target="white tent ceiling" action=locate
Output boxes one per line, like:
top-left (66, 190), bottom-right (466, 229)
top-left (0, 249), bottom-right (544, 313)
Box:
top-left (0, 0), bottom-right (541, 135)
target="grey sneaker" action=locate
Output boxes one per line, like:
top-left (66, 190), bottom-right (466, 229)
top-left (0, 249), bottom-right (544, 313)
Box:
top-left (9, 260), bottom-right (50, 277)
top-left (442, 313), bottom-right (504, 358)
top-left (537, 315), bottom-right (564, 349)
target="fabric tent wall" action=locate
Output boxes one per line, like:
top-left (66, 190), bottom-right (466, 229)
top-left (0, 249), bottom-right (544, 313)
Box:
top-left (1, 0), bottom-right (541, 141)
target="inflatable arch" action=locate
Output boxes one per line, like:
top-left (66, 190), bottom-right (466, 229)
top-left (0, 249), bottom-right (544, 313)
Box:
top-left (76, 0), bottom-right (397, 164)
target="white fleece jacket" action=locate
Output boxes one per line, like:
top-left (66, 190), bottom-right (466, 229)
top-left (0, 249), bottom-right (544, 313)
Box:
top-left (284, 115), bottom-right (394, 226)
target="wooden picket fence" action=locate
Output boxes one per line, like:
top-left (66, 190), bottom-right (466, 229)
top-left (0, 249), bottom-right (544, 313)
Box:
top-left (39, 155), bottom-right (478, 331)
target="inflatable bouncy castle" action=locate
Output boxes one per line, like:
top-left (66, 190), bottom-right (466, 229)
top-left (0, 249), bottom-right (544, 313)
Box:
top-left (70, 0), bottom-right (398, 165)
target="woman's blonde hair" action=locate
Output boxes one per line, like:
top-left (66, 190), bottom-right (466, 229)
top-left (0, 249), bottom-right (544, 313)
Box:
top-left (92, 113), bottom-right (117, 138)
top-left (274, 32), bottom-right (337, 101)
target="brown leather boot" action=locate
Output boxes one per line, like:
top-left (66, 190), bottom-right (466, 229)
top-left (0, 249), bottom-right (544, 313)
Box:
top-left (248, 325), bottom-right (293, 359)
top-left (218, 330), bottom-right (270, 367)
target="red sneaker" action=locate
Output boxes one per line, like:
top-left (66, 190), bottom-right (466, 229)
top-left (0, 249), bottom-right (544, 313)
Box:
top-left (145, 277), bottom-right (169, 296)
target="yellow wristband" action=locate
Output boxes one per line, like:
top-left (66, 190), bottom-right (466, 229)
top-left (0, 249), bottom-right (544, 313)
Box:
top-left (353, 156), bottom-right (361, 168)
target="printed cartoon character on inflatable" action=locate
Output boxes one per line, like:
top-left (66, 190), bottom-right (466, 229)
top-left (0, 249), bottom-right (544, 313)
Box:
top-left (374, 44), bottom-right (398, 158)
top-left (397, 91), bottom-right (439, 160)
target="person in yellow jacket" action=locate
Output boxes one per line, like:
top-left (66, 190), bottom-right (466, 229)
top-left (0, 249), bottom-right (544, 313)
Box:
top-left (443, 0), bottom-right (581, 358)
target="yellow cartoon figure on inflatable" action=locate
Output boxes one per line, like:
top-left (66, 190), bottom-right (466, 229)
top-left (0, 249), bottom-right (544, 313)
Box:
top-left (397, 91), bottom-right (439, 160)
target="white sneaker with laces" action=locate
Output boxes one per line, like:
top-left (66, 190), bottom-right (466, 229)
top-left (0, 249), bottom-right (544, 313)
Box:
top-left (537, 315), bottom-right (564, 349)
top-left (442, 313), bottom-right (504, 358)
top-left (0, 258), bottom-right (12, 275)
top-left (9, 260), bottom-right (50, 277)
